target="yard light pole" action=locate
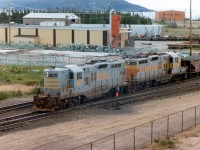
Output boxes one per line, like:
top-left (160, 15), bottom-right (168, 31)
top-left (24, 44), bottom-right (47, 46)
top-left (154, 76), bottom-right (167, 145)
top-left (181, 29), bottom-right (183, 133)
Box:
top-left (8, 3), bottom-right (11, 45)
top-left (189, 0), bottom-right (192, 56)
top-left (7, 2), bottom-right (12, 45)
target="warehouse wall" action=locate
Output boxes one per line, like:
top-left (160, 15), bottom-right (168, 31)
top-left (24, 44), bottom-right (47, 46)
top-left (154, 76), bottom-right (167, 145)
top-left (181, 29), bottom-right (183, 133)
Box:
top-left (74, 30), bottom-right (87, 44)
top-left (90, 30), bottom-right (103, 46)
top-left (23, 18), bottom-right (66, 25)
top-left (0, 26), bottom-right (115, 47)
top-left (56, 29), bottom-right (72, 45)
top-left (38, 29), bottom-right (54, 46)
top-left (10, 28), bottom-right (18, 42)
top-left (21, 28), bottom-right (36, 35)
top-left (0, 28), bottom-right (6, 42)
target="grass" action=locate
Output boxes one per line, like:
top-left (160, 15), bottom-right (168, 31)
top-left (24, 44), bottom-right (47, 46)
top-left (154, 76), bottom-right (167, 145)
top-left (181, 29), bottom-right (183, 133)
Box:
top-left (150, 138), bottom-right (178, 149)
top-left (0, 65), bottom-right (47, 101)
top-left (0, 65), bottom-right (47, 86)
top-left (163, 28), bottom-right (200, 37)
top-left (0, 88), bottom-right (38, 101)
top-left (191, 46), bottom-right (200, 50)
top-left (0, 90), bottom-right (23, 101)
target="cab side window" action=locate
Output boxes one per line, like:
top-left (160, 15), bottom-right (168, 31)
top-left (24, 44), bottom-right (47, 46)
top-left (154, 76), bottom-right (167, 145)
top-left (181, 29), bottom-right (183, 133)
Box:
top-left (77, 72), bottom-right (82, 80)
top-left (70, 72), bottom-right (74, 79)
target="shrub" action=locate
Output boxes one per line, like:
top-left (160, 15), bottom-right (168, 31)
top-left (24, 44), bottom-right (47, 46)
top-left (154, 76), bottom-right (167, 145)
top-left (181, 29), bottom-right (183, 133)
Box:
top-left (153, 138), bottom-right (176, 149)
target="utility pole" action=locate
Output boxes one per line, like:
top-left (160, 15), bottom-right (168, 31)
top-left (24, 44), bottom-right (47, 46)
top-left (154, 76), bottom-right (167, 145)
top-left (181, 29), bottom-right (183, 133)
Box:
top-left (8, 2), bottom-right (11, 45)
top-left (189, 0), bottom-right (192, 56)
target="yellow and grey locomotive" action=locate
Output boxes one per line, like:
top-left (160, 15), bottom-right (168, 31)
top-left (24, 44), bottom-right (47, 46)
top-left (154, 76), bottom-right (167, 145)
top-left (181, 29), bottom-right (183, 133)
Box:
top-left (33, 60), bottom-right (126, 111)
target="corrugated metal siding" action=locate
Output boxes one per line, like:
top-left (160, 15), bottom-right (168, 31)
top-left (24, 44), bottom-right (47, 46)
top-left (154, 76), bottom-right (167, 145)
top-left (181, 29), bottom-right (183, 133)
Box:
top-left (23, 18), bottom-right (66, 25)
top-left (23, 13), bottom-right (79, 19)
top-left (130, 25), bottom-right (163, 37)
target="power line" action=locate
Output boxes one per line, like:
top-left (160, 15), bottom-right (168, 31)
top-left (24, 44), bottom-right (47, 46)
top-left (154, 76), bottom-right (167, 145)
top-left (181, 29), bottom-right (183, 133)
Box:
top-left (11, 3), bottom-right (44, 11)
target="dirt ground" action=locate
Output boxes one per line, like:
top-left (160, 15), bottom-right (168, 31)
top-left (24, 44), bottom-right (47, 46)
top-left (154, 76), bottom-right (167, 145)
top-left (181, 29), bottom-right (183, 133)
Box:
top-left (173, 125), bottom-right (200, 150)
top-left (0, 88), bottom-right (200, 149)
top-left (0, 84), bottom-right (33, 92)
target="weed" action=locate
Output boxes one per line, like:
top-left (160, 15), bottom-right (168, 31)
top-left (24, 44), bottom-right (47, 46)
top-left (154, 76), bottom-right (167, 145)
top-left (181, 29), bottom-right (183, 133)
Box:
top-left (0, 90), bottom-right (23, 101)
top-left (9, 90), bottom-right (23, 97)
top-left (153, 138), bottom-right (176, 149)
top-left (0, 91), bottom-right (9, 100)
top-left (26, 88), bottom-right (37, 95)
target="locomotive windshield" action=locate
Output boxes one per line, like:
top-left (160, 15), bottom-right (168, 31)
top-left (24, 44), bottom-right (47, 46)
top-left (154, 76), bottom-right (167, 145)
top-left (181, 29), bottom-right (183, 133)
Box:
top-left (125, 60), bottom-right (137, 65)
top-left (44, 72), bottom-right (57, 78)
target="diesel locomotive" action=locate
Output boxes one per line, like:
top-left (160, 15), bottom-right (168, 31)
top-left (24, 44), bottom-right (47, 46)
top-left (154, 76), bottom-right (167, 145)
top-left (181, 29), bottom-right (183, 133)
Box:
top-left (33, 60), bottom-right (126, 111)
top-left (33, 52), bottom-right (200, 111)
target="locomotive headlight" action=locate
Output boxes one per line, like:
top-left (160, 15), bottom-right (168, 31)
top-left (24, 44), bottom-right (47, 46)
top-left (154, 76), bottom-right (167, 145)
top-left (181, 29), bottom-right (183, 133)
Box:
top-left (45, 72), bottom-right (49, 77)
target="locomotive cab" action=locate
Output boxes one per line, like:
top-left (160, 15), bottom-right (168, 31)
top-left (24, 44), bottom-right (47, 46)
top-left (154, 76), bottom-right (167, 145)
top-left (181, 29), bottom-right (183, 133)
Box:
top-left (33, 67), bottom-right (69, 111)
top-left (165, 52), bottom-right (186, 75)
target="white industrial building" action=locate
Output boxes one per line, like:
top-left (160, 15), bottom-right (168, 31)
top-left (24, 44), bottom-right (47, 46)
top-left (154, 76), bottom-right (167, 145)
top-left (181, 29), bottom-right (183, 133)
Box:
top-left (129, 25), bottom-right (163, 37)
top-left (23, 13), bottom-right (80, 25)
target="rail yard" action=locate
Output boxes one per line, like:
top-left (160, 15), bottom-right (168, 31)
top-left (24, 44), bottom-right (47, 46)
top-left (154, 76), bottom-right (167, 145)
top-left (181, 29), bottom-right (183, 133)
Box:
top-left (0, 4), bottom-right (200, 149)
top-left (0, 39), bottom-right (199, 149)
top-left (0, 74), bottom-right (200, 149)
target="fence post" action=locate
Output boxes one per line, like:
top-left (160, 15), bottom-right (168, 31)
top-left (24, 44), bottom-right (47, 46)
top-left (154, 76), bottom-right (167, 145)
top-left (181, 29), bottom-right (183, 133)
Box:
top-left (91, 142), bottom-right (92, 150)
top-left (195, 106), bottom-right (197, 127)
top-left (151, 121), bottom-right (153, 144)
top-left (113, 134), bottom-right (116, 150)
top-left (133, 127), bottom-right (135, 150)
top-left (167, 115), bottom-right (169, 138)
top-left (182, 111), bottom-right (184, 132)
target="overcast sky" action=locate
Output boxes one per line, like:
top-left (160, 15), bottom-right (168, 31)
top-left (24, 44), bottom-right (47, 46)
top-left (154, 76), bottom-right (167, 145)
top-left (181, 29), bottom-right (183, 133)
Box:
top-left (126, 0), bottom-right (200, 18)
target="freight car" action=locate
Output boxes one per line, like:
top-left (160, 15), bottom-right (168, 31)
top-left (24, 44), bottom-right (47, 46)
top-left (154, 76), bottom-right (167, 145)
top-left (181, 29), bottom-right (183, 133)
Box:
top-left (33, 60), bottom-right (127, 111)
top-left (33, 52), bottom-right (200, 111)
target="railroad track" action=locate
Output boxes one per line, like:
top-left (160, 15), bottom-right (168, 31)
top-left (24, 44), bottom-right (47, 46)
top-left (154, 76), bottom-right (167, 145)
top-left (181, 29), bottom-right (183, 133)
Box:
top-left (96, 79), bottom-right (200, 109)
top-left (0, 78), bottom-right (199, 133)
top-left (0, 102), bottom-right (32, 114)
top-left (0, 112), bottom-right (48, 132)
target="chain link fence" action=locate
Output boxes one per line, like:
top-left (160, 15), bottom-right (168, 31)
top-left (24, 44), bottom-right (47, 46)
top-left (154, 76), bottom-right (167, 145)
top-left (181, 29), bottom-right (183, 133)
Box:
top-left (0, 41), bottom-right (117, 53)
top-left (70, 105), bottom-right (200, 150)
top-left (0, 53), bottom-right (87, 67)
top-left (30, 105), bottom-right (200, 150)
top-left (0, 52), bottom-right (122, 67)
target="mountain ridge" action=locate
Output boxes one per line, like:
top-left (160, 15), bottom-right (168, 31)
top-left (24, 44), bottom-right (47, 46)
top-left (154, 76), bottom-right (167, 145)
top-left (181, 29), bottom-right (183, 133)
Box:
top-left (0, 0), bottom-right (151, 12)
